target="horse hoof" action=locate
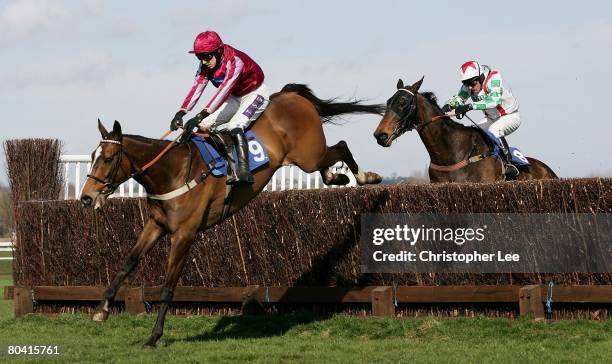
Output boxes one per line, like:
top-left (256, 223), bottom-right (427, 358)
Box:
top-left (333, 174), bottom-right (350, 185)
top-left (357, 171), bottom-right (382, 185)
top-left (143, 338), bottom-right (158, 348)
top-left (366, 172), bottom-right (382, 184)
top-left (92, 310), bottom-right (109, 322)
top-left (356, 170), bottom-right (383, 185)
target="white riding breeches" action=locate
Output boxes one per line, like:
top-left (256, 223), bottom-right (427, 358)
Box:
top-left (477, 112), bottom-right (521, 138)
top-left (199, 83), bottom-right (270, 131)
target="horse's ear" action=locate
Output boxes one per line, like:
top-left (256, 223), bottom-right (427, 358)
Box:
top-left (112, 120), bottom-right (122, 137)
top-left (410, 76), bottom-right (425, 92)
top-left (98, 119), bottom-right (109, 138)
top-left (396, 79), bottom-right (404, 89)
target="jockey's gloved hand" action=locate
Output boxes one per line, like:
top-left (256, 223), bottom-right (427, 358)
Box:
top-left (454, 104), bottom-right (473, 119)
top-left (183, 111), bottom-right (210, 132)
top-left (170, 110), bottom-right (186, 131)
top-left (441, 104), bottom-right (452, 113)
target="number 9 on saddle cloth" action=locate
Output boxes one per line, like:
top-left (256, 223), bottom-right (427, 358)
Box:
top-left (191, 130), bottom-right (270, 178)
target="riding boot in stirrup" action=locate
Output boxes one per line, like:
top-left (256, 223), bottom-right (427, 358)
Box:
top-left (223, 134), bottom-right (239, 185)
top-left (229, 128), bottom-right (254, 184)
top-left (500, 137), bottom-right (519, 179)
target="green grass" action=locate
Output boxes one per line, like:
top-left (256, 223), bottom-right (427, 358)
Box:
top-left (0, 263), bottom-right (610, 362)
top-left (0, 302), bottom-right (609, 363)
top-left (0, 251), bottom-right (12, 279)
top-left (0, 277), bottom-right (12, 320)
top-left (0, 251), bottom-right (14, 321)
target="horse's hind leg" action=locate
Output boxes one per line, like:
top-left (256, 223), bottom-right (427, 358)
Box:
top-left (318, 140), bottom-right (382, 185)
top-left (517, 158), bottom-right (558, 181)
top-left (92, 219), bottom-right (165, 321)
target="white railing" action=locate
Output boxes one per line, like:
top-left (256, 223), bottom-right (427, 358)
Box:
top-left (59, 155), bottom-right (356, 200)
top-left (59, 155), bottom-right (146, 200)
top-left (0, 241), bottom-right (13, 260)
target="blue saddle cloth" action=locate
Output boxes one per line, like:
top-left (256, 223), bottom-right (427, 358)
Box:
top-left (191, 130), bottom-right (270, 177)
top-left (479, 129), bottom-right (530, 167)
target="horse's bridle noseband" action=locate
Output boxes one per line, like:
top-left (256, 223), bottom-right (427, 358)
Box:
top-left (86, 139), bottom-right (126, 196)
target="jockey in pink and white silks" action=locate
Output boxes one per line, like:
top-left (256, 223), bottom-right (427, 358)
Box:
top-left (170, 31), bottom-right (269, 184)
top-left (442, 60), bottom-right (520, 178)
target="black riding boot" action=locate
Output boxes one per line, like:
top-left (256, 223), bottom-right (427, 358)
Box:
top-left (500, 137), bottom-right (519, 179)
top-left (227, 128), bottom-right (254, 184)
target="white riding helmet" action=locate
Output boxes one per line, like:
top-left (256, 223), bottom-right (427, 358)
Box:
top-left (460, 60), bottom-right (485, 83)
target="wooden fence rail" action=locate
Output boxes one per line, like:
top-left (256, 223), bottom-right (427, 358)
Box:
top-left (4, 285), bottom-right (612, 320)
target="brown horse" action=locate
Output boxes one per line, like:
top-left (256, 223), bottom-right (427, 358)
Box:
top-left (80, 84), bottom-right (383, 347)
top-left (373, 78), bottom-right (557, 182)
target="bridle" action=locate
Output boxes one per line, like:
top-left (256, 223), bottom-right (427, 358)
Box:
top-left (389, 88), bottom-right (419, 139)
top-left (86, 139), bottom-right (130, 196)
top-left (390, 88), bottom-right (455, 136)
top-left (85, 131), bottom-right (211, 201)
top-left (85, 130), bottom-right (184, 197)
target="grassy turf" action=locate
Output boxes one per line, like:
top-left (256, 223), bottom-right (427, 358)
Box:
top-left (0, 251), bottom-right (12, 279)
top-left (0, 251), bottom-right (14, 321)
top-left (0, 302), bottom-right (609, 363)
top-left (0, 277), bottom-right (12, 321)
top-left (0, 261), bottom-right (610, 363)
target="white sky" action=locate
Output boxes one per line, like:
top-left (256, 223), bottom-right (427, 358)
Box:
top-left (1, 0), bottom-right (611, 184)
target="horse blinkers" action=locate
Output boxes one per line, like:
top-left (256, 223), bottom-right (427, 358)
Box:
top-left (374, 88), bottom-right (419, 147)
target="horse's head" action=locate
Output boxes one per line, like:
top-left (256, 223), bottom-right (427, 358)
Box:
top-left (373, 77), bottom-right (424, 147)
top-left (80, 120), bottom-right (132, 209)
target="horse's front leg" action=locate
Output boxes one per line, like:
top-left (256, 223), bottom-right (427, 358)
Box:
top-left (143, 228), bottom-right (195, 348)
top-left (92, 219), bottom-right (166, 321)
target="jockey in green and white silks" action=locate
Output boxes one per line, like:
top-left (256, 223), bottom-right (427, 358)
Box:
top-left (442, 60), bottom-right (521, 178)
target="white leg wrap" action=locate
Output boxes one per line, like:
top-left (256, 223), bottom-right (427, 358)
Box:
top-left (322, 168), bottom-right (334, 184)
top-left (355, 168), bottom-right (367, 185)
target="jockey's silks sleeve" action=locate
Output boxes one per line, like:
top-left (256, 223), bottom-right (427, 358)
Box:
top-left (457, 85), bottom-right (470, 101)
top-left (204, 56), bottom-right (245, 113)
top-left (180, 69), bottom-right (209, 112)
top-left (472, 71), bottom-right (503, 111)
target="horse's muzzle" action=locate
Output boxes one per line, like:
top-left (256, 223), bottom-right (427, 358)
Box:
top-left (80, 195), bottom-right (93, 207)
top-left (374, 132), bottom-right (393, 147)
top-left (80, 192), bottom-right (106, 209)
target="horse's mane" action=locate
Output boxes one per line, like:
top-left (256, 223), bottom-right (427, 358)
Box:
top-left (420, 90), bottom-right (457, 125)
top-left (123, 134), bottom-right (171, 147)
top-left (420, 92), bottom-right (442, 110)
top-left (419, 91), bottom-right (496, 151)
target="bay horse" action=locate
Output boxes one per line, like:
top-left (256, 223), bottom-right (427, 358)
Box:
top-left (373, 77), bottom-right (557, 182)
top-left (80, 84), bottom-right (384, 347)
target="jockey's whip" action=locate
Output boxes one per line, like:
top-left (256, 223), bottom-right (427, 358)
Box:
top-left (463, 114), bottom-right (480, 129)
top-left (159, 130), bottom-right (173, 140)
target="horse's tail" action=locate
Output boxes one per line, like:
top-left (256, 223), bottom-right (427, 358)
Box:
top-left (280, 83), bottom-right (384, 124)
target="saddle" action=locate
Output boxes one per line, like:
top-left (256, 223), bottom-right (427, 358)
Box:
top-left (207, 132), bottom-right (233, 161)
top-left (475, 128), bottom-right (530, 168)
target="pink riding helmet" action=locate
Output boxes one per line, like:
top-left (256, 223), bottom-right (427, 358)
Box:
top-left (188, 31), bottom-right (223, 54)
